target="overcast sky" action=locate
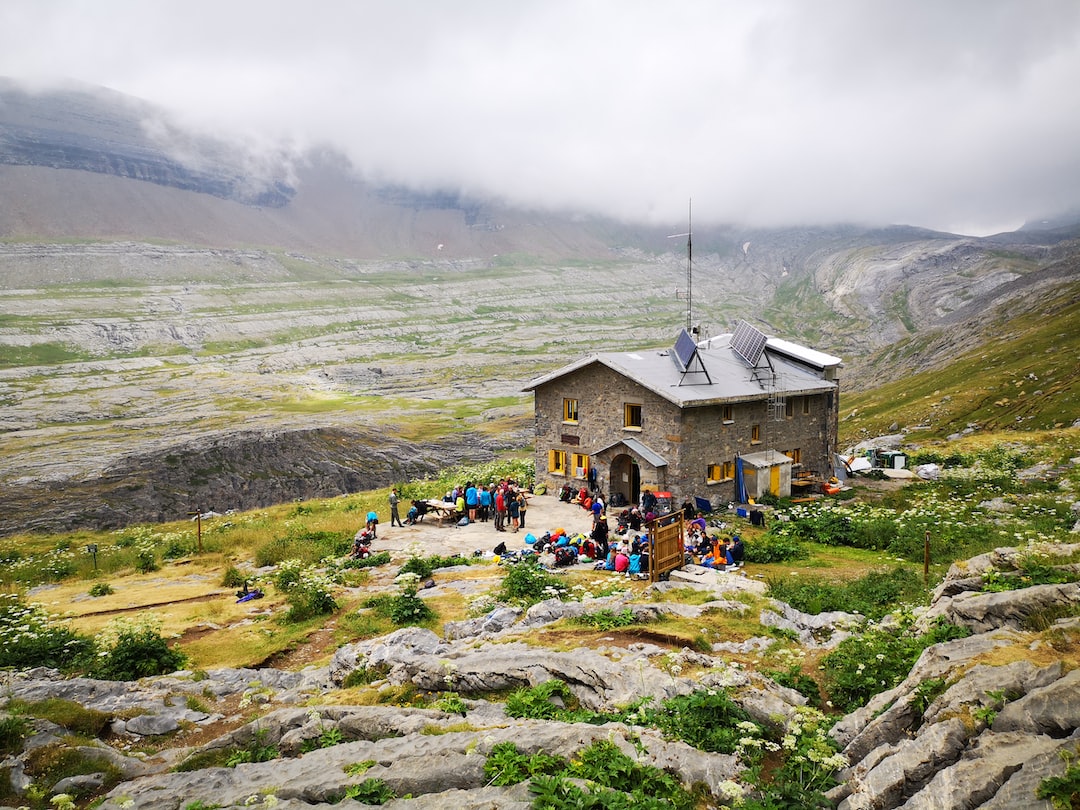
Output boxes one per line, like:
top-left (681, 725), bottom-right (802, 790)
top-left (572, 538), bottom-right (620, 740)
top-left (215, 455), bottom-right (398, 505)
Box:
top-left (3, 1), bottom-right (1080, 235)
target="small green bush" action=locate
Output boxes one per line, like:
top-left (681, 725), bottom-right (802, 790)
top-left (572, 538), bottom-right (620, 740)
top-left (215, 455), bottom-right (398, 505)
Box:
top-left (483, 741), bottom-right (566, 786)
top-left (135, 546), bottom-right (159, 573)
top-left (221, 566), bottom-right (247, 588)
top-left (643, 689), bottom-right (757, 755)
top-left (363, 573), bottom-right (435, 626)
top-left (343, 551), bottom-right (392, 569)
top-left (91, 619), bottom-right (187, 681)
top-left (398, 554), bottom-right (470, 579)
top-left (570, 608), bottom-right (639, 630)
top-left (88, 582), bottom-right (114, 597)
top-left (744, 532), bottom-right (809, 563)
top-left (272, 559), bottom-right (339, 622)
top-left (496, 558), bottom-right (567, 607)
top-left (506, 680), bottom-right (578, 720)
top-left (0, 714), bottom-right (29, 755)
top-left (343, 778), bottom-right (396, 805)
top-left (342, 662), bottom-right (390, 688)
top-left (224, 728), bottom-right (279, 767)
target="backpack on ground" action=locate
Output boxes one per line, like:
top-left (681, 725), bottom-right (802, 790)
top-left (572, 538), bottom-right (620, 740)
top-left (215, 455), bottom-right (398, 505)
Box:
top-left (554, 546), bottom-right (577, 567)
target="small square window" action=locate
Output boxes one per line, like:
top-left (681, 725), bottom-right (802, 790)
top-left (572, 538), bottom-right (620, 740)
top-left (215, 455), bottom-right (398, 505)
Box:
top-left (563, 398), bottom-right (579, 423)
top-left (624, 403), bottom-right (643, 430)
top-left (721, 405), bottom-right (733, 422)
top-left (548, 449), bottom-right (567, 475)
top-left (572, 453), bottom-right (589, 478)
top-left (708, 461), bottom-right (736, 484)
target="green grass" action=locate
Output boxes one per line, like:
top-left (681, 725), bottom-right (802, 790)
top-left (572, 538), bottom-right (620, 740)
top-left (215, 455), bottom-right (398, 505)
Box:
top-left (0, 342), bottom-right (95, 368)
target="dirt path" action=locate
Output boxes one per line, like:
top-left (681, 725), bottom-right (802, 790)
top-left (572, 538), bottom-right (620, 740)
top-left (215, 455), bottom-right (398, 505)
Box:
top-left (365, 492), bottom-right (600, 561)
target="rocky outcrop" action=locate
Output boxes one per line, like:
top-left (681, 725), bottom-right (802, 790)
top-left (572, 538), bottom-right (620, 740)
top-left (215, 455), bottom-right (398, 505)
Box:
top-left (0, 426), bottom-right (520, 536)
top-left (828, 545), bottom-right (1080, 810)
top-left (92, 716), bottom-right (740, 810)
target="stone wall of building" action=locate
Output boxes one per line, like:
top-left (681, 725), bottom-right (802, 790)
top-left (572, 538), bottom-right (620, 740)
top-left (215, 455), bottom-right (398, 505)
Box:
top-left (533, 361), bottom-right (838, 508)
top-left (533, 362), bottom-right (677, 494)
top-left (677, 392), bottom-right (833, 506)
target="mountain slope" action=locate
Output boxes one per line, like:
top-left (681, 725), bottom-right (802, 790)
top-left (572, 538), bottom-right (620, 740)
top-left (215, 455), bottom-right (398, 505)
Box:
top-left (2, 79), bottom-right (1080, 532)
top-left (840, 261), bottom-right (1080, 441)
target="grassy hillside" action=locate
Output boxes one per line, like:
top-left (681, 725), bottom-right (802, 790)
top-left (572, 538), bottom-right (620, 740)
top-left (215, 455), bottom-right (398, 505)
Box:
top-left (839, 277), bottom-right (1080, 444)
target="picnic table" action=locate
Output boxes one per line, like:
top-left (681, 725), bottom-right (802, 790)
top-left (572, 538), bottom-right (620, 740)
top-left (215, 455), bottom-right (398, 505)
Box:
top-left (423, 499), bottom-right (460, 526)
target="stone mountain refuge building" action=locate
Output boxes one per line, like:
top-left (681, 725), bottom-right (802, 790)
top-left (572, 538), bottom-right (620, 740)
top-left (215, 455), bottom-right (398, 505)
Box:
top-left (524, 322), bottom-right (842, 509)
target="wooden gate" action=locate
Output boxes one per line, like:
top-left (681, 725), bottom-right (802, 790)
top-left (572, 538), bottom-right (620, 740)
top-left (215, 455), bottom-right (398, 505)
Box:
top-left (647, 513), bottom-right (684, 582)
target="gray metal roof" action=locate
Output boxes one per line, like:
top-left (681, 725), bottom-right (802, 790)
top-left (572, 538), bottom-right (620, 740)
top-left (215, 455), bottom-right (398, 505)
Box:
top-left (594, 437), bottom-right (669, 468)
top-left (525, 333), bottom-right (841, 408)
top-left (741, 449), bottom-right (794, 468)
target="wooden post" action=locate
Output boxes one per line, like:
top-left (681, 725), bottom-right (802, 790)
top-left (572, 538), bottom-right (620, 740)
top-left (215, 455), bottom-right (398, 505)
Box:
top-left (924, 531), bottom-right (930, 585)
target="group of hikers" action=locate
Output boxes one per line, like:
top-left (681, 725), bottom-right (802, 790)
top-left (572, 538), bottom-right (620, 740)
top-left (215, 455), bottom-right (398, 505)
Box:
top-left (433, 480), bottom-right (530, 531)
top-left (358, 478), bottom-right (751, 575)
top-left (375, 481), bottom-right (532, 532)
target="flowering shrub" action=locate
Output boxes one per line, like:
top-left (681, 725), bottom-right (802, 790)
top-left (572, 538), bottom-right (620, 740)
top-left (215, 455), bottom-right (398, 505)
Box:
top-left (135, 542), bottom-right (159, 573)
top-left (820, 616), bottom-right (969, 713)
top-left (0, 545), bottom-right (78, 586)
top-left (495, 558), bottom-right (568, 607)
top-left (739, 706), bottom-right (847, 809)
top-left (364, 572), bottom-right (435, 626)
top-left (768, 478), bottom-right (1057, 563)
top-left (0, 594), bottom-right (93, 670)
top-left (273, 559), bottom-right (339, 622)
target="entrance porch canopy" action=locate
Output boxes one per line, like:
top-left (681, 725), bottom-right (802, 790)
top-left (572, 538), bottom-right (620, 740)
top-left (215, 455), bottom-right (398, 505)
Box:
top-left (594, 437), bottom-right (668, 468)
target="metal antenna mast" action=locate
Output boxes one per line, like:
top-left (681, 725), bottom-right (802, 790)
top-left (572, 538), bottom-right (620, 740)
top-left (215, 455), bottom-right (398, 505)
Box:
top-left (668, 198), bottom-right (693, 333)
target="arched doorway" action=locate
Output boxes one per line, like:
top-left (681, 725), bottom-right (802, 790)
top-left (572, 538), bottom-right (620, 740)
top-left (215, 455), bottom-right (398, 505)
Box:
top-left (609, 453), bottom-right (640, 507)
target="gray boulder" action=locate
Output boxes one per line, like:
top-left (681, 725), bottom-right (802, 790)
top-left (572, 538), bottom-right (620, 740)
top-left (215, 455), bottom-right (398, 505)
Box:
top-left (992, 668), bottom-right (1080, 736)
top-left (759, 601), bottom-right (861, 649)
top-left (898, 731), bottom-right (1061, 810)
top-left (920, 582), bottom-right (1080, 633)
top-left (443, 605), bottom-right (522, 639)
top-left (922, 660), bottom-right (1062, 727)
top-left (977, 730), bottom-right (1080, 809)
top-left (96, 718), bottom-right (738, 810)
top-left (839, 718), bottom-right (969, 810)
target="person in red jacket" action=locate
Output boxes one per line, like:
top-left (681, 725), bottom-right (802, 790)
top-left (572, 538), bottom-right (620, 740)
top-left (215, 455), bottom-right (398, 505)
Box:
top-left (494, 489), bottom-right (507, 532)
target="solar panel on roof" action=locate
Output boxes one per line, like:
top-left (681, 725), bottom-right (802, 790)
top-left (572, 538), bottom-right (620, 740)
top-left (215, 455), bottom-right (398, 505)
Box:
top-left (730, 320), bottom-right (768, 366)
top-left (672, 328), bottom-right (697, 372)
